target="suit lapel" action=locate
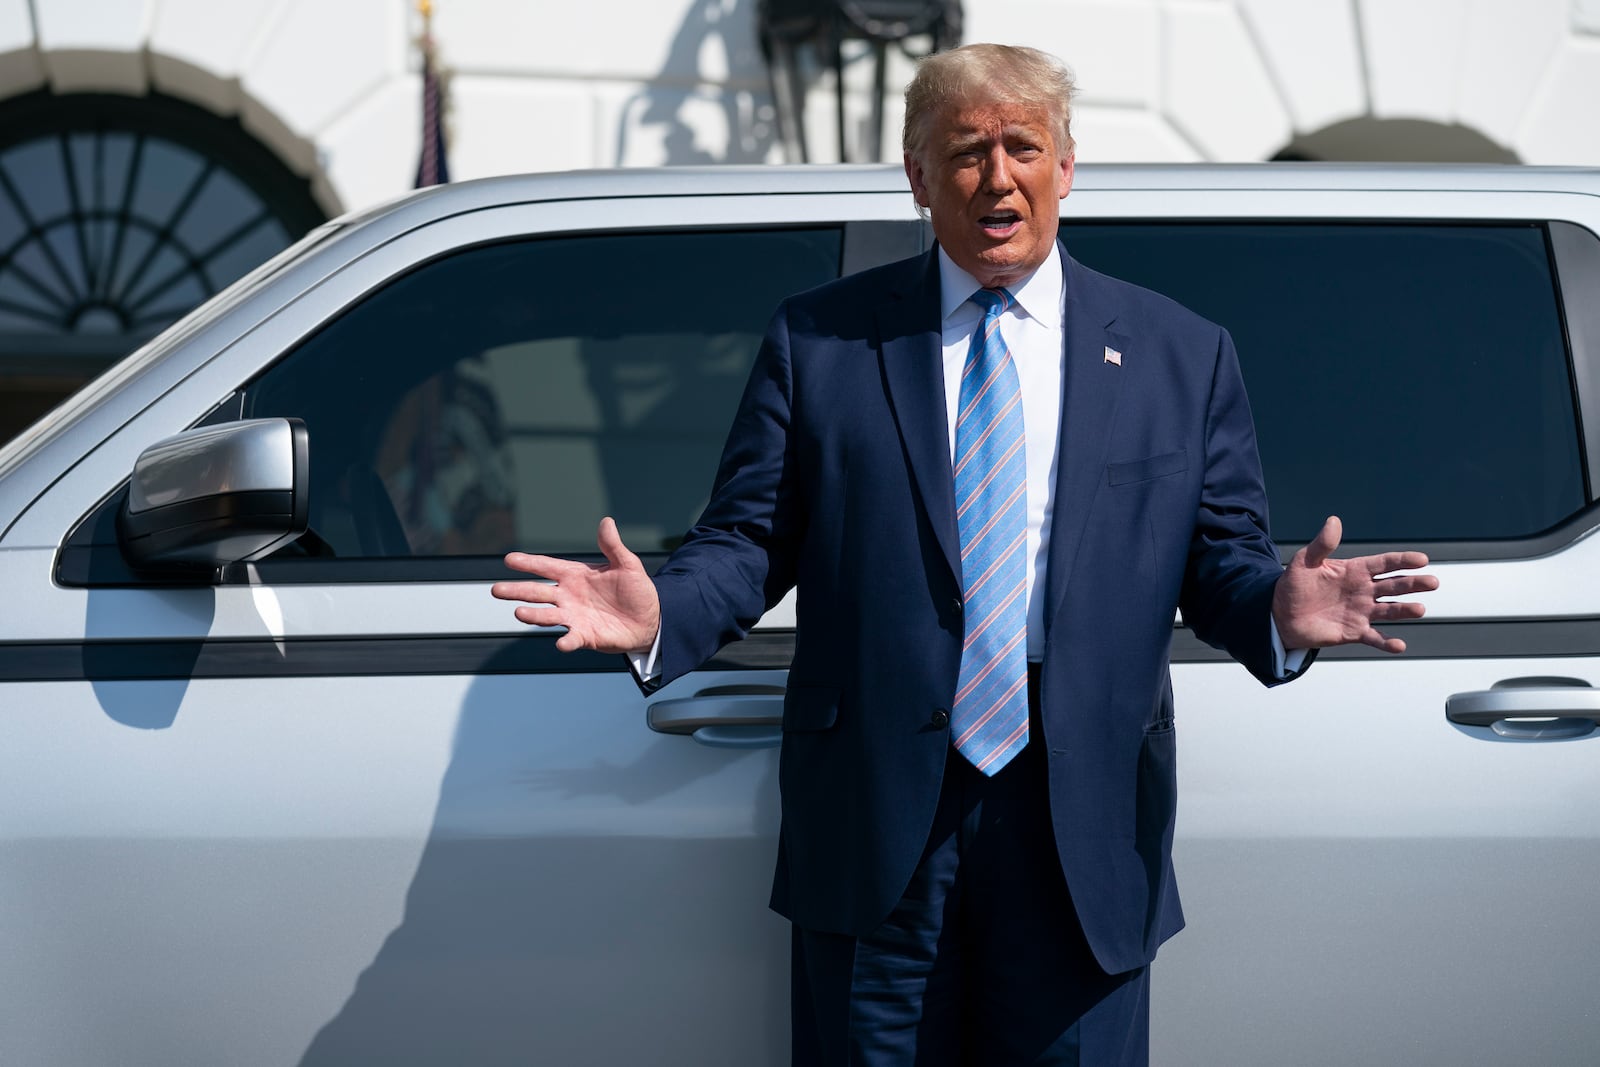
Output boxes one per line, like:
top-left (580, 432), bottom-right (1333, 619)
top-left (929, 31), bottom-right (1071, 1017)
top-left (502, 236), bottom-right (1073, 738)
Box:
top-left (1043, 251), bottom-right (1128, 640)
top-left (878, 251), bottom-right (961, 586)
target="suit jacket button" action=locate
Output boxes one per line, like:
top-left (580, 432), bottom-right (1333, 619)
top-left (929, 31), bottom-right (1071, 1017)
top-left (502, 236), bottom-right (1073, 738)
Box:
top-left (930, 709), bottom-right (950, 728)
top-left (951, 597), bottom-right (963, 616)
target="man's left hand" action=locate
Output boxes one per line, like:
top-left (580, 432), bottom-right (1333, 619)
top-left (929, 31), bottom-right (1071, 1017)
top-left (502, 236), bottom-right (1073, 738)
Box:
top-left (1272, 515), bottom-right (1439, 654)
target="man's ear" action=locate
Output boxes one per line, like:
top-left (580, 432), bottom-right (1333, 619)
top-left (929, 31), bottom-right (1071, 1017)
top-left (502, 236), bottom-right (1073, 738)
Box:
top-left (905, 152), bottom-right (931, 209)
top-left (1058, 152), bottom-right (1075, 200)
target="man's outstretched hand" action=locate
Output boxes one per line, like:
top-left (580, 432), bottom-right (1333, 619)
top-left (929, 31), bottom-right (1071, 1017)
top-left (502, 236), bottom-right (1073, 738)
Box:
top-left (1272, 515), bottom-right (1439, 654)
top-left (492, 517), bottom-right (661, 654)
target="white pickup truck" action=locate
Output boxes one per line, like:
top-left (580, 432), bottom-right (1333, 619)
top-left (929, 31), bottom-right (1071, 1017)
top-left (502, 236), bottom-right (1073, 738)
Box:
top-left (0, 164), bottom-right (1596, 1065)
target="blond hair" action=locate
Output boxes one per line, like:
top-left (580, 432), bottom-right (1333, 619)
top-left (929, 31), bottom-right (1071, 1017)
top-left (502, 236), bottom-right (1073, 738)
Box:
top-left (902, 43), bottom-right (1077, 165)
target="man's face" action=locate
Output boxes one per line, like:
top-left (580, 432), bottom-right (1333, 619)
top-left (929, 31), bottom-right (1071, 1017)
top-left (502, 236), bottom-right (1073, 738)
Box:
top-left (905, 100), bottom-right (1074, 289)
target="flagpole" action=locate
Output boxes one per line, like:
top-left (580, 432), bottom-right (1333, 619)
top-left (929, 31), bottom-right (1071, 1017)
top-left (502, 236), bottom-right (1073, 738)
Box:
top-left (415, 0), bottom-right (450, 188)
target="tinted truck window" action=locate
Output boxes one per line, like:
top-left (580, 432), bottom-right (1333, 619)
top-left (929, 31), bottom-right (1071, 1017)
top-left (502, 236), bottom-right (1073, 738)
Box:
top-left (1062, 222), bottom-right (1585, 545)
top-left (244, 228), bottom-right (841, 560)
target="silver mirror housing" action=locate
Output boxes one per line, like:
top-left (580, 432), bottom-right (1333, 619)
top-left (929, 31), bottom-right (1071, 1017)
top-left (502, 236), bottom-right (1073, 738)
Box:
top-left (117, 418), bottom-right (309, 570)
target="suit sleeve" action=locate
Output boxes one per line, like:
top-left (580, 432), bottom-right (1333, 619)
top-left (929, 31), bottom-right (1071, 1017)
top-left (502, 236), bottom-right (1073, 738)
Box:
top-left (637, 301), bottom-right (805, 692)
top-left (1179, 327), bottom-right (1314, 687)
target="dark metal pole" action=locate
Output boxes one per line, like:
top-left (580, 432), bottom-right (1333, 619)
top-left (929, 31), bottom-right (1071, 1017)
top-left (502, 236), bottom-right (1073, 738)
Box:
top-left (831, 12), bottom-right (848, 163)
top-left (869, 39), bottom-right (888, 163)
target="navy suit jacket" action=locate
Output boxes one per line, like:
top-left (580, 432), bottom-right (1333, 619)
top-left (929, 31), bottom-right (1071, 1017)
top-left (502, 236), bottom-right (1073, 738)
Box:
top-left (646, 241), bottom-right (1303, 975)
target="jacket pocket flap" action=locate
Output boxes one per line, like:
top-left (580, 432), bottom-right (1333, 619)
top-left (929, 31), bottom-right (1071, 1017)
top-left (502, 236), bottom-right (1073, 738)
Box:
top-left (783, 685), bottom-right (840, 732)
top-left (1107, 449), bottom-right (1188, 486)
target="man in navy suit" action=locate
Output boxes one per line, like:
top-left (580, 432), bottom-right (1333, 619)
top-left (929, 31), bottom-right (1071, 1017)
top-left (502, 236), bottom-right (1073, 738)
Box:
top-left (494, 43), bottom-right (1435, 1066)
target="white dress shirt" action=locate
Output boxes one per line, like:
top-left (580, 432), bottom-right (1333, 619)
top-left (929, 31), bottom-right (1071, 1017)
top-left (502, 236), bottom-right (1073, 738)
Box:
top-left (936, 246), bottom-right (1063, 661)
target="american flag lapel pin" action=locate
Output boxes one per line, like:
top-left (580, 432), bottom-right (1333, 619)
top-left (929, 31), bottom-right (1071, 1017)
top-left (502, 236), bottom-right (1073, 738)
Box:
top-left (1103, 345), bottom-right (1122, 366)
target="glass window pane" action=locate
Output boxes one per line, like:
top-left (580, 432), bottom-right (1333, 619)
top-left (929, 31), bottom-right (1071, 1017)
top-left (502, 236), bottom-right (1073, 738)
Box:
top-left (176, 168), bottom-right (258, 254)
top-left (66, 132), bottom-right (98, 216)
top-left (93, 133), bottom-right (137, 216)
top-left (1, 139), bottom-right (69, 223)
top-left (245, 227), bottom-right (842, 559)
top-left (43, 219), bottom-right (87, 295)
top-left (108, 225), bottom-right (155, 301)
top-left (124, 243), bottom-right (189, 310)
top-left (129, 140), bottom-right (204, 225)
top-left (0, 173), bottom-right (26, 250)
top-left (1061, 221), bottom-right (1584, 543)
top-left (7, 241), bottom-right (70, 308)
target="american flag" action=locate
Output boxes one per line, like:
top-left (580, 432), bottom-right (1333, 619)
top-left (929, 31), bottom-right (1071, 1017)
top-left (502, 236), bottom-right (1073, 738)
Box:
top-left (415, 3), bottom-right (450, 188)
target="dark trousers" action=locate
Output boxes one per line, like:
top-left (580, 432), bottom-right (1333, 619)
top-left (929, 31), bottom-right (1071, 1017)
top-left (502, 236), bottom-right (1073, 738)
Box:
top-left (791, 675), bottom-right (1151, 1066)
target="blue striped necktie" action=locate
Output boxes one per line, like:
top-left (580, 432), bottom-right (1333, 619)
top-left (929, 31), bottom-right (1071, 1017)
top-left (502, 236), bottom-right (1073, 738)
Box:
top-left (951, 287), bottom-right (1030, 776)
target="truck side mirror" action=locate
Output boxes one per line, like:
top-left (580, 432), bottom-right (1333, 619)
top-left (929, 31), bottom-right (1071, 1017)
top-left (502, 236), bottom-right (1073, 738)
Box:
top-left (117, 418), bottom-right (310, 570)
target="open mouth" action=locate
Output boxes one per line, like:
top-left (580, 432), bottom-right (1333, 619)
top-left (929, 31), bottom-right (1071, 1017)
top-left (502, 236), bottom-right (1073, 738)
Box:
top-left (980, 211), bottom-right (1021, 234)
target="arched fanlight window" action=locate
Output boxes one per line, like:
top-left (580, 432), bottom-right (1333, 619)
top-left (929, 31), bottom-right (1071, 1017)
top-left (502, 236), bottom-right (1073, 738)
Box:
top-left (0, 90), bottom-right (328, 444)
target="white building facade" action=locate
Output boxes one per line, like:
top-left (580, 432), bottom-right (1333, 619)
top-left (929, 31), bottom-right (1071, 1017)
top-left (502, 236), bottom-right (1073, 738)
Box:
top-left (6, 0), bottom-right (1600, 214)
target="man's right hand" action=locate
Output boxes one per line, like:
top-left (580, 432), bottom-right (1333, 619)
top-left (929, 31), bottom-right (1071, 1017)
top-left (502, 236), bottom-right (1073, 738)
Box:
top-left (492, 516), bottom-right (662, 654)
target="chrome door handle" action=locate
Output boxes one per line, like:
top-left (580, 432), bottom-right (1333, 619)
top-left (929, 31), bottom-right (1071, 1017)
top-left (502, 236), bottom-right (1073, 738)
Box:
top-left (648, 685), bottom-right (784, 749)
top-left (1446, 677), bottom-right (1600, 740)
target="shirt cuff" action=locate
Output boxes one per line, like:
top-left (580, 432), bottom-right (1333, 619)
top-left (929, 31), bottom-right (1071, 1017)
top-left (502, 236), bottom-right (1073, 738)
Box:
top-left (629, 627), bottom-right (664, 682)
top-left (1270, 618), bottom-right (1310, 678)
